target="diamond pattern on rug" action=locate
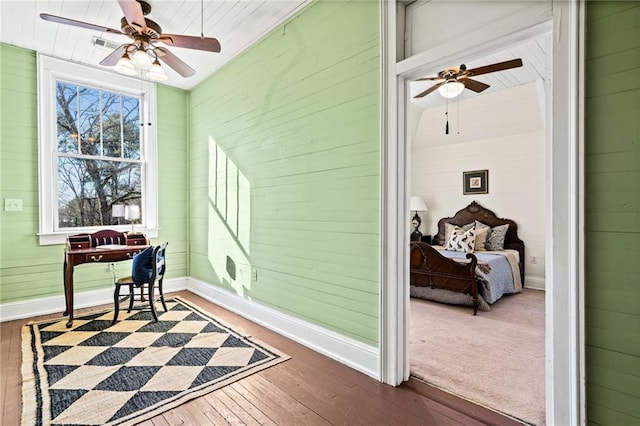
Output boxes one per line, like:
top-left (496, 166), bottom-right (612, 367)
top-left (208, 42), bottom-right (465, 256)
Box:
top-left (21, 297), bottom-right (290, 426)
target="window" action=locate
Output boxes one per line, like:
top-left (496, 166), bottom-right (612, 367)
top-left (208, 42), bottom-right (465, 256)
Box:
top-left (38, 55), bottom-right (158, 245)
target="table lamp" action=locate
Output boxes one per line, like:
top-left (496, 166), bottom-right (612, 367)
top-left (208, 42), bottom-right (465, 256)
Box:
top-left (125, 204), bottom-right (141, 234)
top-left (410, 196), bottom-right (428, 242)
top-left (112, 204), bottom-right (125, 225)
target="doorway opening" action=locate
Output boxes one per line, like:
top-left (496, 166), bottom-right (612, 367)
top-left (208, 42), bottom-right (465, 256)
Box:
top-left (380, 1), bottom-right (585, 424)
top-left (406, 34), bottom-right (550, 425)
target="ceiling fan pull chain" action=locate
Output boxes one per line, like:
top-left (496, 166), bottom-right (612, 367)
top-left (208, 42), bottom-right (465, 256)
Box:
top-left (201, 0), bottom-right (204, 39)
top-left (456, 96), bottom-right (460, 135)
top-left (445, 98), bottom-right (449, 135)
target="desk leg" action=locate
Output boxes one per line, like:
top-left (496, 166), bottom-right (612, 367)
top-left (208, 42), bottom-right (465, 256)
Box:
top-left (63, 256), bottom-right (69, 315)
top-left (64, 258), bottom-right (75, 328)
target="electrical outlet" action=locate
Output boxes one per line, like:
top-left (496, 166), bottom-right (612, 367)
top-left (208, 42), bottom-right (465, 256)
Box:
top-left (251, 268), bottom-right (258, 281)
top-left (109, 263), bottom-right (116, 271)
top-left (531, 256), bottom-right (537, 264)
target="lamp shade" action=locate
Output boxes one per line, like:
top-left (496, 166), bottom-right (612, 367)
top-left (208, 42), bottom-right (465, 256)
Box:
top-left (410, 196), bottom-right (428, 212)
top-left (147, 59), bottom-right (168, 81)
top-left (125, 204), bottom-right (141, 221)
top-left (112, 204), bottom-right (126, 218)
top-left (438, 81), bottom-right (465, 99)
top-left (131, 49), bottom-right (152, 70)
top-left (115, 53), bottom-right (136, 76)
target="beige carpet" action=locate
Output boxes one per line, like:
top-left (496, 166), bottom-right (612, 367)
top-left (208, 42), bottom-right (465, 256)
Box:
top-left (410, 289), bottom-right (545, 425)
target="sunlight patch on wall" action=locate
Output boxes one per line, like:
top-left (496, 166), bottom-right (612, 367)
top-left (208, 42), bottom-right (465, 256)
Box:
top-left (208, 136), bottom-right (252, 295)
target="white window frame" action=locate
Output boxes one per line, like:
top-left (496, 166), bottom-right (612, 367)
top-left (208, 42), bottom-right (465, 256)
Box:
top-left (37, 54), bottom-right (158, 245)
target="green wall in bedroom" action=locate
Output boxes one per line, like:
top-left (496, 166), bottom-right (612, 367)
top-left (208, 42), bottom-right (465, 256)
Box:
top-left (0, 42), bottom-right (189, 303)
top-left (585, 2), bottom-right (640, 425)
top-left (187, 0), bottom-right (380, 346)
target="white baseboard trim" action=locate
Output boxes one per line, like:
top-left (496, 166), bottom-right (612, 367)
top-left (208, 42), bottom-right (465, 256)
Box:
top-left (524, 276), bottom-right (546, 290)
top-left (187, 277), bottom-right (380, 381)
top-left (0, 277), bottom-right (188, 322)
top-left (1, 276), bottom-right (380, 381)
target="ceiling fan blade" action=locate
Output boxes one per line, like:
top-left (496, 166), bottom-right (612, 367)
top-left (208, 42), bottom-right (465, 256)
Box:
top-left (155, 47), bottom-right (195, 77)
top-left (416, 76), bottom-right (442, 82)
top-left (465, 58), bottom-right (523, 77)
top-left (40, 13), bottom-right (123, 35)
top-left (159, 34), bottom-right (221, 53)
top-left (460, 78), bottom-right (490, 93)
top-left (99, 45), bottom-right (127, 66)
top-left (118, 0), bottom-right (147, 31)
top-left (413, 81), bottom-right (446, 98)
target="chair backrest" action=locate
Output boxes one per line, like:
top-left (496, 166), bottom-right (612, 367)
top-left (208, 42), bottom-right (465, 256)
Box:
top-left (152, 242), bottom-right (168, 284)
top-left (131, 242), bottom-right (168, 285)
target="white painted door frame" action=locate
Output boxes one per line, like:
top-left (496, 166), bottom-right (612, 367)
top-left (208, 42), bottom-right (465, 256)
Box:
top-left (379, 1), bottom-right (586, 425)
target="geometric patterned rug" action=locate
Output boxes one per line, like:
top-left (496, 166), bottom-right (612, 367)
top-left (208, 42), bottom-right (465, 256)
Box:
top-left (21, 297), bottom-right (289, 425)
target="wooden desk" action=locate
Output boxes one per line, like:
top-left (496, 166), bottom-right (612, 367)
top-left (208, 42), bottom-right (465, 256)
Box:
top-left (63, 232), bottom-right (148, 328)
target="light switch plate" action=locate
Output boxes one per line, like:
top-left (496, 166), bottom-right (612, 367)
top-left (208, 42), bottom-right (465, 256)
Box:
top-left (4, 198), bottom-right (22, 211)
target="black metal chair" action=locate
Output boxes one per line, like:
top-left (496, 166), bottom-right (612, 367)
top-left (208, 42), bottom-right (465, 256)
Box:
top-left (112, 242), bottom-right (168, 324)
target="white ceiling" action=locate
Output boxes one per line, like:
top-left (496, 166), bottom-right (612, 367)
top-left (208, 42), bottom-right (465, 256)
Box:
top-left (411, 81), bottom-right (545, 147)
top-left (409, 35), bottom-right (550, 110)
top-left (1, 0), bottom-right (310, 90)
top-left (1, 1), bottom-right (549, 94)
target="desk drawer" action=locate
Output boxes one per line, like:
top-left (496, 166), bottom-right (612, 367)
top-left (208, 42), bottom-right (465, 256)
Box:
top-left (84, 249), bottom-right (143, 263)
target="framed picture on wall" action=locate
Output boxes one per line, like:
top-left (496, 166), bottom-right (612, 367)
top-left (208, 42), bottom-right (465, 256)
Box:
top-left (463, 170), bottom-right (488, 195)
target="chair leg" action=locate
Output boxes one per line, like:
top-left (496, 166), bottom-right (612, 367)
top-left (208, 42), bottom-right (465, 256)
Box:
top-left (158, 278), bottom-right (168, 312)
top-left (112, 284), bottom-right (121, 325)
top-left (127, 284), bottom-right (135, 313)
top-left (148, 282), bottom-right (158, 322)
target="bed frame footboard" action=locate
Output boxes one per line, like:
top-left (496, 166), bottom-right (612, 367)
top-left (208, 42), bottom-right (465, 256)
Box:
top-left (409, 242), bottom-right (480, 315)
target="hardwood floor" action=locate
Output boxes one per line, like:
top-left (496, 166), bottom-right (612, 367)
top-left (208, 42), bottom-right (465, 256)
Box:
top-left (1, 291), bottom-right (521, 425)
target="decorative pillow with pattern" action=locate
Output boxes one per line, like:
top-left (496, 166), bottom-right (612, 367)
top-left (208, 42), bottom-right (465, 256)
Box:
top-left (444, 226), bottom-right (477, 253)
top-left (485, 223), bottom-right (510, 251)
top-left (444, 222), bottom-right (474, 244)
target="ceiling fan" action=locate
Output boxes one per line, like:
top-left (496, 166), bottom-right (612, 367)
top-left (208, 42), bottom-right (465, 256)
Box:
top-left (40, 0), bottom-right (221, 81)
top-left (413, 58), bottom-right (523, 99)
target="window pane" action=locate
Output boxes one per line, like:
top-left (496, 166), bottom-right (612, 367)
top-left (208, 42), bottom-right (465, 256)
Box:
top-left (102, 91), bottom-right (122, 157)
top-left (57, 157), bottom-right (142, 228)
top-left (56, 82), bottom-right (79, 154)
top-left (78, 86), bottom-right (101, 155)
top-left (122, 95), bottom-right (140, 159)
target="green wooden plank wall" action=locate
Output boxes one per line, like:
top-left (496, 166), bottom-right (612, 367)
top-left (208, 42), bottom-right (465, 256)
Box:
top-left (0, 43), bottom-right (189, 303)
top-left (188, 0), bottom-right (380, 346)
top-left (155, 85), bottom-right (189, 279)
top-left (585, 2), bottom-right (640, 425)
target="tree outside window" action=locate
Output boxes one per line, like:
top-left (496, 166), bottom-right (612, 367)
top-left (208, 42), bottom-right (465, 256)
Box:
top-left (55, 81), bottom-right (143, 229)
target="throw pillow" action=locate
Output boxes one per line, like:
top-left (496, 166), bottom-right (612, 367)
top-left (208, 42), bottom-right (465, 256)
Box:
top-left (474, 220), bottom-right (491, 234)
top-left (444, 222), bottom-right (474, 244)
top-left (132, 246), bottom-right (154, 285)
top-left (444, 226), bottom-right (477, 253)
top-left (473, 226), bottom-right (489, 251)
top-left (485, 223), bottom-right (510, 251)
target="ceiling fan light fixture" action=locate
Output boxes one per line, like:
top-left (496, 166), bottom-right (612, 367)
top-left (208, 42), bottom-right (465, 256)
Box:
top-left (147, 59), bottom-right (168, 81)
top-left (438, 81), bottom-right (465, 99)
top-left (131, 48), bottom-right (153, 70)
top-left (115, 53), bottom-right (136, 76)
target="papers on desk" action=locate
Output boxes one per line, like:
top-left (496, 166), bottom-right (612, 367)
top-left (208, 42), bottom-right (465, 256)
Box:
top-left (95, 244), bottom-right (129, 250)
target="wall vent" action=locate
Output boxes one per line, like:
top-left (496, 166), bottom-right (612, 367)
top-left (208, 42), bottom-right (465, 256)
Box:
top-left (91, 36), bottom-right (121, 51)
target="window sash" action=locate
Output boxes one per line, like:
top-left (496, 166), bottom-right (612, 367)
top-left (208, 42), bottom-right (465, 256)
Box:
top-left (55, 153), bottom-right (145, 230)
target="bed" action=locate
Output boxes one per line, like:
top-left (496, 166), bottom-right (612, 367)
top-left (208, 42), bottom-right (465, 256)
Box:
top-left (409, 201), bottom-right (525, 314)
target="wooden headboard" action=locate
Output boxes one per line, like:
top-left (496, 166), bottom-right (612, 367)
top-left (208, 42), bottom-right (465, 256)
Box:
top-left (432, 201), bottom-right (525, 282)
